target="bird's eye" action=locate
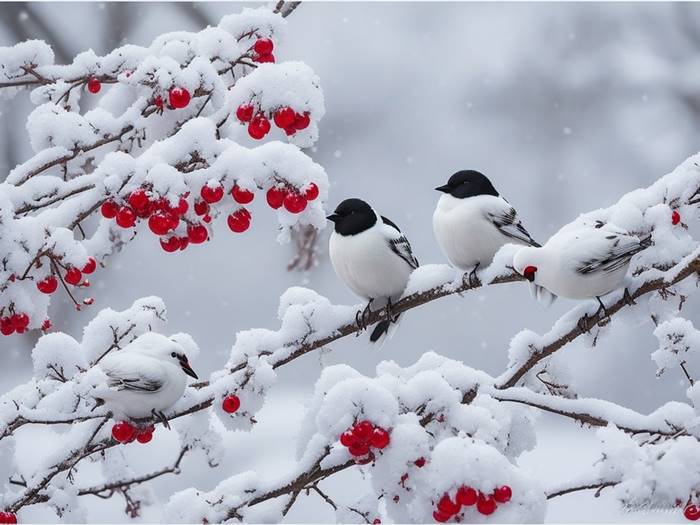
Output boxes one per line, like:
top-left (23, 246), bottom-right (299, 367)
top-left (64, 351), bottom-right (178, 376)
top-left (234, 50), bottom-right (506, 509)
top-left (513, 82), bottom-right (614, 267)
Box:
top-left (171, 352), bottom-right (177, 358)
top-left (523, 265), bottom-right (537, 282)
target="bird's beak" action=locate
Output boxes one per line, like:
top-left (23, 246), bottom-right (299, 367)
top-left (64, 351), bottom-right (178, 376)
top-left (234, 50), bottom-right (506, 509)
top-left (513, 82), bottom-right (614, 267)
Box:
top-left (435, 184), bottom-right (451, 193)
top-left (179, 357), bottom-right (199, 379)
top-left (326, 213), bottom-right (341, 223)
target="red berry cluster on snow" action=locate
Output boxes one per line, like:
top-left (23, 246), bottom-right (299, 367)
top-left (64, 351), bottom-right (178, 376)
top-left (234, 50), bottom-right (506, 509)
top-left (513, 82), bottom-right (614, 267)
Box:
top-left (0, 512), bottom-right (17, 524)
top-left (111, 421), bottom-right (155, 445)
top-left (252, 37), bottom-right (275, 64)
top-left (236, 102), bottom-right (311, 140)
top-left (102, 180), bottom-right (319, 253)
top-left (686, 503), bottom-right (700, 521)
top-left (339, 420), bottom-right (391, 464)
top-left (432, 485), bottom-right (512, 522)
top-left (222, 394), bottom-right (241, 414)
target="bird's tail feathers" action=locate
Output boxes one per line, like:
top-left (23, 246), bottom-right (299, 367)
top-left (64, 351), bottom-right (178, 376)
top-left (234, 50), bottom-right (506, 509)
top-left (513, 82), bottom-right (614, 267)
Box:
top-left (529, 282), bottom-right (557, 307)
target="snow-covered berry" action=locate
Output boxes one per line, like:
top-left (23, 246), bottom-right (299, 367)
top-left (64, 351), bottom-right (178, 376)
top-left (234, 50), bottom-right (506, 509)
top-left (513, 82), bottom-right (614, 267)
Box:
top-left (231, 185), bottom-right (255, 204)
top-left (274, 107), bottom-right (296, 129)
top-left (369, 427), bottom-right (390, 449)
top-left (87, 77), bottom-right (101, 94)
top-left (65, 267), bottom-right (82, 286)
top-left (493, 485), bottom-right (512, 503)
top-left (304, 183), bottom-right (319, 201)
top-left (248, 113), bottom-right (271, 140)
top-left (116, 206), bottom-right (136, 228)
top-left (283, 192), bottom-right (307, 214)
top-left (266, 187), bottom-right (286, 209)
top-left (686, 505), bottom-right (700, 521)
top-left (112, 421), bottom-right (136, 443)
top-left (222, 395), bottom-right (241, 414)
top-left (456, 486), bottom-right (477, 506)
top-left (236, 103), bottom-right (255, 123)
top-left (253, 37), bottom-right (274, 55)
top-left (201, 182), bottom-right (224, 204)
top-left (101, 200), bottom-right (118, 219)
top-left (476, 493), bottom-right (497, 515)
top-left (0, 512), bottom-right (17, 524)
top-left (187, 224), bottom-right (208, 244)
top-left (169, 87), bottom-right (191, 109)
top-left (36, 275), bottom-right (58, 294)
top-left (82, 257), bottom-right (97, 274)
top-left (227, 209), bottom-right (252, 233)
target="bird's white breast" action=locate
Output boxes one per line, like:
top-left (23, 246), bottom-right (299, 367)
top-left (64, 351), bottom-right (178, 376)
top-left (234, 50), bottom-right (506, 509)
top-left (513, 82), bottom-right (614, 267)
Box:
top-left (329, 226), bottom-right (412, 300)
top-left (432, 194), bottom-right (509, 270)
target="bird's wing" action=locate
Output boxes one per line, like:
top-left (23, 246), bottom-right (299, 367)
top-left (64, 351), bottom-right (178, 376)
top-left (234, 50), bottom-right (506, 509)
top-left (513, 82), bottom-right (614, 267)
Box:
top-left (381, 216), bottom-right (419, 270)
top-left (486, 205), bottom-right (541, 247)
top-left (99, 353), bottom-right (167, 393)
top-left (575, 232), bottom-right (651, 275)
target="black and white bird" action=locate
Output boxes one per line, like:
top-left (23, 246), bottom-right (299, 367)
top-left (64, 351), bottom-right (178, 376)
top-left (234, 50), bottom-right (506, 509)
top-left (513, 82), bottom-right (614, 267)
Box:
top-left (512, 226), bottom-right (652, 302)
top-left (327, 198), bottom-right (419, 342)
top-left (433, 170), bottom-right (555, 304)
top-left (94, 333), bottom-right (198, 425)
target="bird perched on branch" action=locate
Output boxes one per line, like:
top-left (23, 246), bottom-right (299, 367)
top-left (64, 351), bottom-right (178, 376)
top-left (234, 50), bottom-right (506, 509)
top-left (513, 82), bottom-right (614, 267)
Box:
top-left (93, 332), bottom-right (198, 427)
top-left (433, 170), bottom-right (555, 305)
top-left (512, 226), bottom-right (653, 326)
top-left (327, 198), bottom-right (419, 342)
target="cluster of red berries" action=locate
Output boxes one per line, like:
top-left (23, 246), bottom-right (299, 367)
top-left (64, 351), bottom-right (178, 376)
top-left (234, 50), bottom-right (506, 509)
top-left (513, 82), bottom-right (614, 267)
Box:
top-left (432, 485), bottom-right (512, 522)
top-left (672, 210), bottom-right (681, 226)
top-left (222, 394), bottom-right (241, 414)
top-left (36, 257), bottom-right (96, 295)
top-left (252, 37), bottom-right (275, 64)
top-left (153, 87), bottom-right (191, 111)
top-left (0, 512), bottom-right (17, 524)
top-left (266, 183), bottom-right (318, 214)
top-left (339, 420), bottom-right (391, 463)
top-left (236, 103), bottom-right (311, 140)
top-left (686, 504), bottom-right (700, 521)
top-left (111, 421), bottom-right (155, 445)
top-left (0, 312), bottom-right (29, 336)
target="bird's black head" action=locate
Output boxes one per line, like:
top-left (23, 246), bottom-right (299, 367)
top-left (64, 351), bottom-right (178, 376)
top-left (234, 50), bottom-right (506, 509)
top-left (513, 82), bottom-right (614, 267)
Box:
top-left (327, 198), bottom-right (377, 236)
top-left (435, 170), bottom-right (499, 199)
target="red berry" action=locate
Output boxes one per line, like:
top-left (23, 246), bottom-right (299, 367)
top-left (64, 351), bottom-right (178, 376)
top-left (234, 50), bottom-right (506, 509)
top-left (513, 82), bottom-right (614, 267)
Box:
top-left (248, 114), bottom-right (271, 140)
top-left (283, 192), bottom-right (307, 214)
top-left (231, 185), bottom-right (255, 204)
top-left (148, 213), bottom-right (172, 235)
top-left (82, 256), bottom-right (97, 274)
top-left (456, 486), bottom-right (477, 506)
top-left (274, 107), bottom-right (296, 129)
top-left (294, 112), bottom-right (311, 130)
top-left (414, 457), bottom-right (426, 468)
top-left (284, 126), bottom-right (296, 136)
top-left (432, 510), bottom-right (450, 523)
top-left (37, 275), bottom-right (58, 294)
top-left (203, 214), bottom-right (212, 223)
top-left (201, 183), bottom-right (224, 204)
top-left (369, 427), bottom-right (390, 449)
top-left (116, 206), bottom-right (136, 228)
top-left (476, 493), bottom-right (497, 516)
top-left (222, 395), bottom-right (241, 413)
top-left (236, 103), bottom-right (255, 123)
top-left (111, 421), bottom-right (136, 443)
top-left (686, 505), bottom-right (700, 521)
top-left (672, 210), bottom-right (681, 225)
top-left (0, 512), bottom-right (17, 524)
top-left (0, 317), bottom-right (14, 336)
top-left (65, 267), bottom-right (82, 286)
top-left (87, 77), bottom-right (101, 94)
top-left (340, 430), bottom-right (357, 447)
top-left (266, 187), bottom-right (286, 209)
top-left (493, 485), bottom-right (512, 503)
top-left (304, 183), bottom-right (319, 201)
top-left (176, 198), bottom-right (189, 215)
top-left (160, 236), bottom-right (180, 253)
top-left (437, 494), bottom-right (460, 516)
top-left (169, 87), bottom-right (191, 109)
top-left (128, 189), bottom-right (150, 211)
top-left (373, 520), bottom-right (381, 524)
top-left (193, 200), bottom-right (209, 216)
top-left (101, 200), bottom-right (118, 218)
top-left (136, 426), bottom-right (154, 444)
top-left (227, 209), bottom-right (252, 233)
top-left (352, 420), bottom-right (374, 442)
top-left (41, 318), bottom-right (51, 331)
top-left (253, 37), bottom-right (274, 55)
top-left (187, 224), bottom-right (208, 244)
top-left (348, 442), bottom-right (370, 457)
top-left (154, 95), bottom-right (164, 109)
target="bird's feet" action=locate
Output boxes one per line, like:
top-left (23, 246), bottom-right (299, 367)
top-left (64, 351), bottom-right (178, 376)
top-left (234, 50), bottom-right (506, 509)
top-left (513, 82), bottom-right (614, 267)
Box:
top-left (466, 262), bottom-right (481, 288)
top-left (385, 297), bottom-right (399, 323)
top-left (595, 296), bottom-right (610, 320)
top-left (622, 288), bottom-right (636, 307)
top-left (578, 314), bottom-right (593, 333)
top-left (151, 409), bottom-right (171, 430)
top-left (355, 299), bottom-right (373, 334)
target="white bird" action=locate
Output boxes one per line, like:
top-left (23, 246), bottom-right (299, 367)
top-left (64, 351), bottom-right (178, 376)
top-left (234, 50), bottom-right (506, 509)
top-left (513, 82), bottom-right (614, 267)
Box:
top-left (94, 332), bottom-right (198, 425)
top-left (512, 226), bottom-right (652, 306)
top-left (327, 198), bottom-right (419, 342)
top-left (433, 170), bottom-right (555, 305)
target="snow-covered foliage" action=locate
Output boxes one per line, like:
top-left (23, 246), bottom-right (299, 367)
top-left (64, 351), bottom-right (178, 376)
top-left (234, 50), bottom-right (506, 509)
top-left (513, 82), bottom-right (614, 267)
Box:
top-left (3, 4), bottom-right (700, 524)
top-left (0, 4), bottom-right (327, 334)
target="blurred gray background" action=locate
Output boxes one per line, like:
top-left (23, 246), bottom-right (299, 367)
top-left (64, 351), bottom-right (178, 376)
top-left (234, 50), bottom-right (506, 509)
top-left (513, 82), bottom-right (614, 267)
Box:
top-left (1, 3), bottom-right (699, 522)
